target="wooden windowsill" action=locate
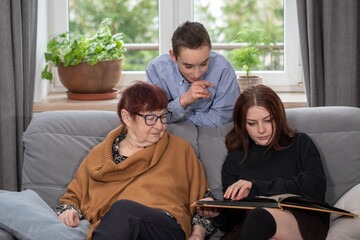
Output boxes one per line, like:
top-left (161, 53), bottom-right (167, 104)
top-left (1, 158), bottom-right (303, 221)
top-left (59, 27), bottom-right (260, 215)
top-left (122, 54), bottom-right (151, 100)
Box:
top-left (33, 92), bottom-right (120, 112)
top-left (32, 92), bottom-right (307, 113)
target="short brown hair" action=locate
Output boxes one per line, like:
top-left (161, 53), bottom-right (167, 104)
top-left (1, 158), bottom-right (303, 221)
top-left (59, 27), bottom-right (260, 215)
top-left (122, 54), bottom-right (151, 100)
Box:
top-left (171, 21), bottom-right (212, 58)
top-left (117, 81), bottom-right (168, 124)
top-left (225, 84), bottom-right (296, 160)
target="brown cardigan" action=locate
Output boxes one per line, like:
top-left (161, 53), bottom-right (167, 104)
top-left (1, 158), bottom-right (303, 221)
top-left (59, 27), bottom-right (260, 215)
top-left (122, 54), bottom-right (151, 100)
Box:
top-left (60, 125), bottom-right (208, 239)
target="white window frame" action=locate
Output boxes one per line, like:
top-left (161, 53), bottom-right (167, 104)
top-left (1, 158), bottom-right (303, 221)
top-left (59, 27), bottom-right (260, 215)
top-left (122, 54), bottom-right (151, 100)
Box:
top-left (43, 0), bottom-right (303, 93)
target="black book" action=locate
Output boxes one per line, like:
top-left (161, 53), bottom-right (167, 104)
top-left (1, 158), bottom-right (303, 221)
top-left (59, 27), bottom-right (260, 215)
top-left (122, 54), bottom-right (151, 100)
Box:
top-left (196, 194), bottom-right (357, 217)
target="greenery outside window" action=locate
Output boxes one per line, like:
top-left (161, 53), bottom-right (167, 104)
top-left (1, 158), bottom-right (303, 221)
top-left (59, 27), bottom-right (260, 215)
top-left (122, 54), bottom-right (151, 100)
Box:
top-left (42, 0), bottom-right (303, 94)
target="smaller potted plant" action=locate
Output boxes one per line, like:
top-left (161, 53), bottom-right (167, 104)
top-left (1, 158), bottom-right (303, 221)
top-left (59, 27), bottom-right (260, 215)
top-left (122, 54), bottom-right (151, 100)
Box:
top-left (41, 18), bottom-right (126, 100)
top-left (229, 28), bottom-right (275, 90)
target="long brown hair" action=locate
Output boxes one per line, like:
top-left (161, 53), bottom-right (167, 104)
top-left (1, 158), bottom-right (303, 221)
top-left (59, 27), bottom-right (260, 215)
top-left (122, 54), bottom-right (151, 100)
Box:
top-left (225, 84), bottom-right (296, 161)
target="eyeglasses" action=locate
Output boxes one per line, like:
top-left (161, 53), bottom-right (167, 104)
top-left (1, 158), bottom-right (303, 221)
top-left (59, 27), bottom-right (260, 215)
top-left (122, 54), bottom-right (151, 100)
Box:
top-left (133, 111), bottom-right (172, 126)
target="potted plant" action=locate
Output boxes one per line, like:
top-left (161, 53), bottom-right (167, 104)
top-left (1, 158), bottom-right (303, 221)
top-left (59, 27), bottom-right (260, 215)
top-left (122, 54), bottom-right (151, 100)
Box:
top-left (41, 18), bottom-right (126, 100)
top-left (229, 28), bottom-right (275, 90)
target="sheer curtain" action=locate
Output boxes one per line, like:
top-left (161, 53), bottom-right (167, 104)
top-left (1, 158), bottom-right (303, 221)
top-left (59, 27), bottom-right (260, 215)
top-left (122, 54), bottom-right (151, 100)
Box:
top-left (0, 0), bottom-right (38, 190)
top-left (297, 0), bottom-right (359, 107)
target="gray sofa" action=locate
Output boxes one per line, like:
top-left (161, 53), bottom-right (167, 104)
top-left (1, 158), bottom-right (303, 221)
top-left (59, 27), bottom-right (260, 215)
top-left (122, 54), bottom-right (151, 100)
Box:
top-left (1, 106), bottom-right (360, 240)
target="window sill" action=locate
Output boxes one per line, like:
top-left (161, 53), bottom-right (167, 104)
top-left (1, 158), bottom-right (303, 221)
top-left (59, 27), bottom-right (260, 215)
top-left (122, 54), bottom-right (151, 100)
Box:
top-left (33, 92), bottom-right (120, 112)
top-left (32, 92), bottom-right (307, 113)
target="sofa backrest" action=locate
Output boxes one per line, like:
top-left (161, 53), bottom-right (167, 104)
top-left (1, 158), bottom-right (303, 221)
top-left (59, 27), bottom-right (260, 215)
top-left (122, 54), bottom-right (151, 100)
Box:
top-left (285, 106), bottom-right (360, 205)
top-left (197, 106), bottom-right (360, 204)
top-left (22, 107), bottom-right (360, 208)
top-left (22, 111), bottom-right (199, 209)
top-left (22, 111), bottom-right (119, 208)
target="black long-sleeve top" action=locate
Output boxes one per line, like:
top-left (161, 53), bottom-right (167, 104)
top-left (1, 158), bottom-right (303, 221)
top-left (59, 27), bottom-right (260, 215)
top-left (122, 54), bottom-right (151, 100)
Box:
top-left (222, 132), bottom-right (327, 201)
top-left (216, 132), bottom-right (330, 233)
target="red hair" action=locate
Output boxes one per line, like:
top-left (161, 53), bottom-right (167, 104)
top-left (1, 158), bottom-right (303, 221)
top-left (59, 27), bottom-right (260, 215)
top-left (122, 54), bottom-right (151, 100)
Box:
top-left (225, 84), bottom-right (296, 161)
top-left (117, 81), bottom-right (168, 124)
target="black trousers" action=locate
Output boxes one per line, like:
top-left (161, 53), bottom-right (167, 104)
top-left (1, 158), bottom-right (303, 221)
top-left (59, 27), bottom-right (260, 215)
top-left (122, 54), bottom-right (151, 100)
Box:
top-left (92, 199), bottom-right (185, 240)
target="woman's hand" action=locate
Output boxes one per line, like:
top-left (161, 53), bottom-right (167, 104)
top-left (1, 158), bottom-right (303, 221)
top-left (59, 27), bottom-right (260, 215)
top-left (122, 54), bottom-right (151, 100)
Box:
top-left (224, 179), bottom-right (252, 200)
top-left (58, 209), bottom-right (80, 227)
top-left (190, 197), bottom-right (221, 218)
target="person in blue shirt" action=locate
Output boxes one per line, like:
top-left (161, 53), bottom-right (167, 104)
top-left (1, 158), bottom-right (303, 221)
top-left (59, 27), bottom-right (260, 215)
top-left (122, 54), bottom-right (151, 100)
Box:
top-left (146, 21), bottom-right (240, 127)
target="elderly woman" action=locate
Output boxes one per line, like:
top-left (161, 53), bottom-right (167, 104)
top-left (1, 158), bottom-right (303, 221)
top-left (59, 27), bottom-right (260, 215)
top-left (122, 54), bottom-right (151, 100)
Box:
top-left (55, 81), bottom-right (212, 240)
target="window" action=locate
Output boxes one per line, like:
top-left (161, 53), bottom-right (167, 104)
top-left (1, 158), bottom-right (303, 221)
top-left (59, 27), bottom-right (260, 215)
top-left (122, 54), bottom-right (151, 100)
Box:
top-left (194, 0), bottom-right (284, 71)
top-left (42, 0), bottom-right (302, 94)
top-left (69, 0), bottom-right (159, 72)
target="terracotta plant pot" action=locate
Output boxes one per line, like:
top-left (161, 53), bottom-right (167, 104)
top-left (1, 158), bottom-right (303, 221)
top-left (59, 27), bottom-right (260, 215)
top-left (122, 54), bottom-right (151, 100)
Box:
top-left (237, 75), bottom-right (262, 91)
top-left (57, 59), bottom-right (123, 94)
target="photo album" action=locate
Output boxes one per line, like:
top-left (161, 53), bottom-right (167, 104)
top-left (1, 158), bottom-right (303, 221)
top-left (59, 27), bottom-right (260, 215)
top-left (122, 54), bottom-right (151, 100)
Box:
top-left (196, 194), bottom-right (358, 218)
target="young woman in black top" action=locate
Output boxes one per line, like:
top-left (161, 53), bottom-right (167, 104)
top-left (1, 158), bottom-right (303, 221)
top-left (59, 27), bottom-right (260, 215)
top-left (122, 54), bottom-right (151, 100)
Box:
top-left (194, 84), bottom-right (329, 240)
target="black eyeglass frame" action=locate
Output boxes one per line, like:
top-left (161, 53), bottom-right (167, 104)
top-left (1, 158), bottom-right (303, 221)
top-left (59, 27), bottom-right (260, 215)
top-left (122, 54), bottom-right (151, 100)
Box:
top-left (133, 111), bottom-right (172, 126)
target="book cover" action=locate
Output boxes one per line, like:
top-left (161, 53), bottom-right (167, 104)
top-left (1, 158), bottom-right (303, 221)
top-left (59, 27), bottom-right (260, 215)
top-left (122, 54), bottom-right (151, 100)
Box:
top-left (196, 194), bottom-right (358, 218)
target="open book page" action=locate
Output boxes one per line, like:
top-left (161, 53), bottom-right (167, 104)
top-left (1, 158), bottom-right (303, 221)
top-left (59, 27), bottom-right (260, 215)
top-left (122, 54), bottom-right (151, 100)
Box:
top-left (256, 193), bottom-right (299, 202)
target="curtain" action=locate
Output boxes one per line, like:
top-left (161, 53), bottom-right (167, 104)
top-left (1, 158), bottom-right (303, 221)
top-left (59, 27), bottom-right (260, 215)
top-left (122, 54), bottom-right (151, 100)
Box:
top-left (0, 0), bottom-right (37, 190)
top-left (297, 0), bottom-right (360, 107)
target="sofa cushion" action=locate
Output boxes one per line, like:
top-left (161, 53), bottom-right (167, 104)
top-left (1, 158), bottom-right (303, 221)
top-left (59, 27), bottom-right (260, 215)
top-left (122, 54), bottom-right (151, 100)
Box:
top-left (285, 106), bottom-right (360, 205)
top-left (166, 120), bottom-right (199, 156)
top-left (197, 122), bottom-right (233, 200)
top-left (326, 183), bottom-right (360, 240)
top-left (22, 111), bottom-right (120, 208)
top-left (0, 189), bottom-right (89, 240)
top-left (307, 132), bottom-right (360, 205)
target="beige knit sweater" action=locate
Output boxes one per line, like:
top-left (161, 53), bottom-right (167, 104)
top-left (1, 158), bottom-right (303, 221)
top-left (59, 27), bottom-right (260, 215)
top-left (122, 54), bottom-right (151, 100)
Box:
top-left (60, 125), bottom-right (208, 239)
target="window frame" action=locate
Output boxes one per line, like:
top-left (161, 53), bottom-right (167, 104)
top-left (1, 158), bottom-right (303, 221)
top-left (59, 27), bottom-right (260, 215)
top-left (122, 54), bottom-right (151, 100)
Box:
top-left (44, 0), bottom-right (303, 93)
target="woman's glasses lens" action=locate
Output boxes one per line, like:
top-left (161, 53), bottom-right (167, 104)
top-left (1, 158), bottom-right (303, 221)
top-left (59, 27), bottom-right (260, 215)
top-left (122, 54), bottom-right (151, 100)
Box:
top-left (160, 113), bottom-right (171, 124)
top-left (144, 112), bottom-right (172, 126)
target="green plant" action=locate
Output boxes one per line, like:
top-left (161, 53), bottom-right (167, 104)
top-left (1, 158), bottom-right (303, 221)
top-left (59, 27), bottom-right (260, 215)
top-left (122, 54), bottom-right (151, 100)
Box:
top-left (229, 28), bottom-right (275, 77)
top-left (41, 18), bottom-right (126, 80)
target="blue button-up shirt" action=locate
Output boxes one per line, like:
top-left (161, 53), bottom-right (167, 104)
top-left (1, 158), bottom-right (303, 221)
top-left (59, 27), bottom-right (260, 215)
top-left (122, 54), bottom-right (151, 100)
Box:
top-left (146, 51), bottom-right (240, 127)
